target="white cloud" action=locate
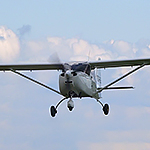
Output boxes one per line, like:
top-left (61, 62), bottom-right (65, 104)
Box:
top-left (48, 37), bottom-right (62, 46)
top-left (141, 48), bottom-right (150, 57)
top-left (23, 37), bottom-right (150, 85)
top-left (112, 67), bottom-right (134, 84)
top-left (0, 26), bottom-right (20, 62)
top-left (72, 39), bottom-right (113, 61)
top-left (113, 40), bottom-right (132, 53)
top-left (25, 37), bottom-right (150, 64)
top-left (111, 40), bottom-right (136, 59)
top-left (47, 38), bottom-right (114, 62)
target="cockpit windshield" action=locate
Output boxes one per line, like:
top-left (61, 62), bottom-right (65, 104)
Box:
top-left (71, 63), bottom-right (91, 75)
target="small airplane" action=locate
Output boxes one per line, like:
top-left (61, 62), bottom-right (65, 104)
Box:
top-left (0, 58), bottom-right (150, 117)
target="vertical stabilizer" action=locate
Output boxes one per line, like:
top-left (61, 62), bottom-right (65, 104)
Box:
top-left (95, 67), bottom-right (101, 98)
top-left (95, 68), bottom-right (101, 89)
top-left (95, 58), bottom-right (102, 98)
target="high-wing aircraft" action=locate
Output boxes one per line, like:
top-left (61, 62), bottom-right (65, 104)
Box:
top-left (0, 58), bottom-right (150, 117)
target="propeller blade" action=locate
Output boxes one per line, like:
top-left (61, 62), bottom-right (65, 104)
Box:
top-left (48, 52), bottom-right (61, 63)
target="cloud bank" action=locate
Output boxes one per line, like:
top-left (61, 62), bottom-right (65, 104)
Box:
top-left (0, 26), bottom-right (149, 64)
top-left (0, 26), bottom-right (20, 62)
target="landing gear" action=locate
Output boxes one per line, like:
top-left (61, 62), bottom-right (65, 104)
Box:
top-left (67, 99), bottom-right (74, 111)
top-left (50, 97), bottom-right (67, 117)
top-left (50, 106), bottom-right (57, 117)
top-left (96, 99), bottom-right (109, 116)
top-left (50, 97), bottom-right (109, 117)
top-left (103, 104), bottom-right (109, 115)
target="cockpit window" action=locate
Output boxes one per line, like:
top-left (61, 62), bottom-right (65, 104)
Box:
top-left (71, 63), bottom-right (91, 75)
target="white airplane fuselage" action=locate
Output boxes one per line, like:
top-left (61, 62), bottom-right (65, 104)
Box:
top-left (59, 70), bottom-right (99, 99)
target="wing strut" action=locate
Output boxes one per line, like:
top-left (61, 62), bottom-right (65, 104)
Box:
top-left (10, 69), bottom-right (62, 96)
top-left (98, 86), bottom-right (134, 90)
top-left (95, 64), bottom-right (145, 94)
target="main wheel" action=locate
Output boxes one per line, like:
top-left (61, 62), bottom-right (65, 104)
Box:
top-left (103, 104), bottom-right (109, 115)
top-left (50, 106), bottom-right (57, 117)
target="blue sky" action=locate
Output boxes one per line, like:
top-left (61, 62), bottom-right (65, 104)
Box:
top-left (0, 1), bottom-right (150, 150)
top-left (1, 0), bottom-right (150, 42)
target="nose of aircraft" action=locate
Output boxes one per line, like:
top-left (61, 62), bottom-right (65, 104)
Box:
top-left (65, 70), bottom-right (72, 78)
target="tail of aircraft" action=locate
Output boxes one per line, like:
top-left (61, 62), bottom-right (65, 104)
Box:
top-left (91, 58), bottom-right (102, 98)
top-left (94, 67), bottom-right (102, 98)
top-left (95, 67), bottom-right (101, 88)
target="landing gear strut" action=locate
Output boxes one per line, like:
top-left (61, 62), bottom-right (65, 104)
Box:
top-left (96, 99), bottom-right (109, 116)
top-left (50, 97), bottom-right (67, 117)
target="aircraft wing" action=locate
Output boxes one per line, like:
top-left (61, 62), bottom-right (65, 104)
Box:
top-left (89, 58), bottom-right (150, 69)
top-left (0, 63), bottom-right (64, 71)
top-left (0, 58), bottom-right (150, 71)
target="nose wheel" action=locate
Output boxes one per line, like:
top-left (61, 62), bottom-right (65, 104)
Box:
top-left (67, 99), bottom-right (74, 111)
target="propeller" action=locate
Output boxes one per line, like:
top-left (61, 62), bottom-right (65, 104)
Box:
top-left (48, 52), bottom-right (71, 72)
top-left (48, 52), bottom-right (72, 91)
top-left (48, 52), bottom-right (61, 64)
